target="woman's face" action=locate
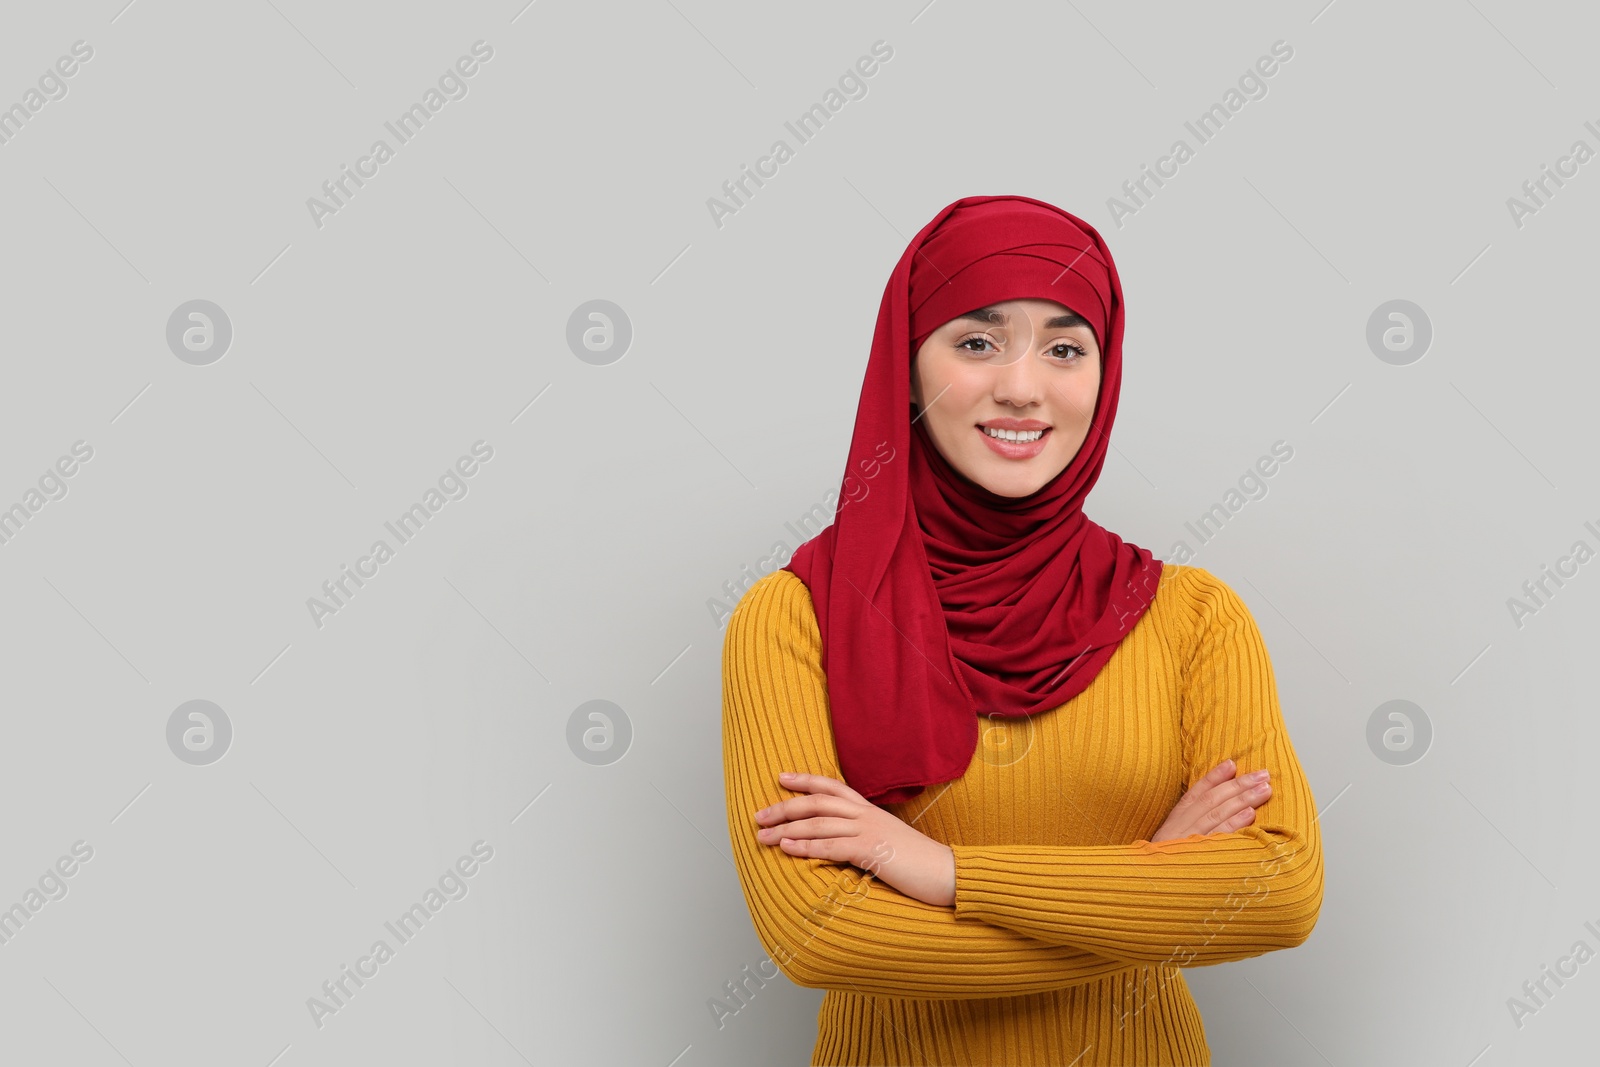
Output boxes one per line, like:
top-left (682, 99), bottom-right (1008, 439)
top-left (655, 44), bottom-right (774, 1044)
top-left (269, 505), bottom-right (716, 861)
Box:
top-left (910, 298), bottom-right (1102, 498)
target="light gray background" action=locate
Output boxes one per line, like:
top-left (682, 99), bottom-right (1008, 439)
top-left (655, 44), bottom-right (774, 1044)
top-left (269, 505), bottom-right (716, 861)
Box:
top-left (1, 1), bottom-right (1595, 1064)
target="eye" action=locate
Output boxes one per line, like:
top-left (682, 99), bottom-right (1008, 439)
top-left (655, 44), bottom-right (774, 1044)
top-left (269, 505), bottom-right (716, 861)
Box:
top-left (955, 334), bottom-right (997, 354)
top-left (1049, 341), bottom-right (1088, 362)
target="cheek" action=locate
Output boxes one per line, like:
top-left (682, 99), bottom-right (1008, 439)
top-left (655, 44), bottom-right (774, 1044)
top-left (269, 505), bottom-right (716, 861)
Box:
top-left (1051, 376), bottom-right (1100, 448)
top-left (943, 361), bottom-right (993, 401)
top-left (919, 362), bottom-right (971, 418)
top-left (1065, 371), bottom-right (1102, 420)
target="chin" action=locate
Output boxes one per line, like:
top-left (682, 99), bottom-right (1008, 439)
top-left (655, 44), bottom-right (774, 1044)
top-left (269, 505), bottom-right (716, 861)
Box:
top-left (970, 467), bottom-right (1049, 498)
top-left (965, 453), bottom-right (1068, 498)
top-left (985, 479), bottom-right (1049, 498)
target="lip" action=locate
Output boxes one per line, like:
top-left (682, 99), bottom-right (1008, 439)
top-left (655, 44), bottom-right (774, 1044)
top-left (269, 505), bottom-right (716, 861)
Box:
top-left (978, 418), bottom-right (1050, 430)
top-left (976, 424), bottom-right (1051, 459)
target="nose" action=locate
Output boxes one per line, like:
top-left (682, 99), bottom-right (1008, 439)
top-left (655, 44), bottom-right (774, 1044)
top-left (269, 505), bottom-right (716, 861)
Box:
top-left (991, 335), bottom-right (1044, 408)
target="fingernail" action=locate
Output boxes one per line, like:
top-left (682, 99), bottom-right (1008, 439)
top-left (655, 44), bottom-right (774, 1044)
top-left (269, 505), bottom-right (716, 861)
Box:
top-left (779, 772), bottom-right (796, 780)
top-left (1246, 769), bottom-right (1269, 783)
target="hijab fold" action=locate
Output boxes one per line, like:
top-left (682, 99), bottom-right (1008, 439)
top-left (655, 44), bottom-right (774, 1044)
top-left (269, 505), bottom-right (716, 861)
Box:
top-left (784, 195), bottom-right (1162, 805)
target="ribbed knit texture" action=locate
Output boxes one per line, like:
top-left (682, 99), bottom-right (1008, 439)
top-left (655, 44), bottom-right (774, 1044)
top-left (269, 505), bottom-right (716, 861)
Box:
top-left (721, 563), bottom-right (1323, 1066)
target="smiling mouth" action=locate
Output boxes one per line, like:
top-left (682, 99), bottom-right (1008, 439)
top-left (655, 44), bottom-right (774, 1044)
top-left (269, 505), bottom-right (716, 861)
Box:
top-left (974, 424), bottom-right (1052, 460)
top-left (979, 426), bottom-right (1049, 443)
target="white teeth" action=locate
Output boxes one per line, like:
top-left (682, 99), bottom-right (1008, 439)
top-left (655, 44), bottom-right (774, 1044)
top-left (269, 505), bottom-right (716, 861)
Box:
top-left (982, 427), bottom-right (1045, 442)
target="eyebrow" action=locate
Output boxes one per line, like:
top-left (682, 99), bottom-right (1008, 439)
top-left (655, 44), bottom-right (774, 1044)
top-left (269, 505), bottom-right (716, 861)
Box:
top-left (955, 306), bottom-right (1090, 330)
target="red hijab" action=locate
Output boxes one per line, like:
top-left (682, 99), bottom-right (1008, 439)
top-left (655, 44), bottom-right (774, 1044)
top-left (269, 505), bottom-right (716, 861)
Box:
top-left (783, 194), bottom-right (1163, 805)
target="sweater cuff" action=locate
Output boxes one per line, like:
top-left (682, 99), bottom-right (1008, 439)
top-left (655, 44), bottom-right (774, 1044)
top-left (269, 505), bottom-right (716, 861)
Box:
top-left (951, 842), bottom-right (1023, 920)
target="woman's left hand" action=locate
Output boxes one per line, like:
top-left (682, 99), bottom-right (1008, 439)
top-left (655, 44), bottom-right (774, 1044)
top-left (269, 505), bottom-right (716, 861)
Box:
top-left (753, 771), bottom-right (956, 907)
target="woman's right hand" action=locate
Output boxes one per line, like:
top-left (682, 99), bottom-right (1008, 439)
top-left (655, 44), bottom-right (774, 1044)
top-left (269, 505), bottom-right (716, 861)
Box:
top-left (1149, 758), bottom-right (1271, 843)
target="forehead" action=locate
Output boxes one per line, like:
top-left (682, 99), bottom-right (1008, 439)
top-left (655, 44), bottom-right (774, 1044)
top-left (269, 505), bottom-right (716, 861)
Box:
top-left (946, 299), bottom-right (1092, 331)
top-left (985, 298), bottom-right (1076, 316)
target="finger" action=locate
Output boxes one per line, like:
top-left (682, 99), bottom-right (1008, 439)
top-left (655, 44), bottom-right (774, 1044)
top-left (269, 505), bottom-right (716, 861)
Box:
top-left (1198, 781), bottom-right (1271, 833)
top-left (1227, 775), bottom-right (1272, 808)
top-left (1218, 806), bottom-right (1257, 832)
top-left (1204, 774), bottom-right (1270, 811)
top-left (758, 816), bottom-right (861, 843)
top-left (1195, 759), bottom-right (1238, 789)
top-left (779, 772), bottom-right (868, 805)
top-left (778, 835), bottom-right (859, 864)
top-left (778, 836), bottom-right (840, 860)
top-left (755, 794), bottom-right (852, 825)
top-left (1168, 760), bottom-right (1239, 816)
top-left (1187, 770), bottom-right (1268, 814)
top-left (1199, 792), bottom-right (1255, 831)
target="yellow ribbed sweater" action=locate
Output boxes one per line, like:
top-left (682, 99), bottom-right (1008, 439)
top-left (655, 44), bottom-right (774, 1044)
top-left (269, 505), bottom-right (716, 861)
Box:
top-left (721, 563), bottom-right (1323, 1066)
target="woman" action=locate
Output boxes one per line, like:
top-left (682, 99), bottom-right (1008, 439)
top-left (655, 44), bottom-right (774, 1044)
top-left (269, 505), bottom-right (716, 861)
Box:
top-left (721, 194), bottom-right (1322, 1065)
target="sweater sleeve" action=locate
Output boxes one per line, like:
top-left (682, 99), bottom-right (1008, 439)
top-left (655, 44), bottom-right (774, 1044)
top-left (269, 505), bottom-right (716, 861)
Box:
top-left (949, 567), bottom-right (1325, 967)
top-left (722, 570), bottom-right (1140, 1001)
